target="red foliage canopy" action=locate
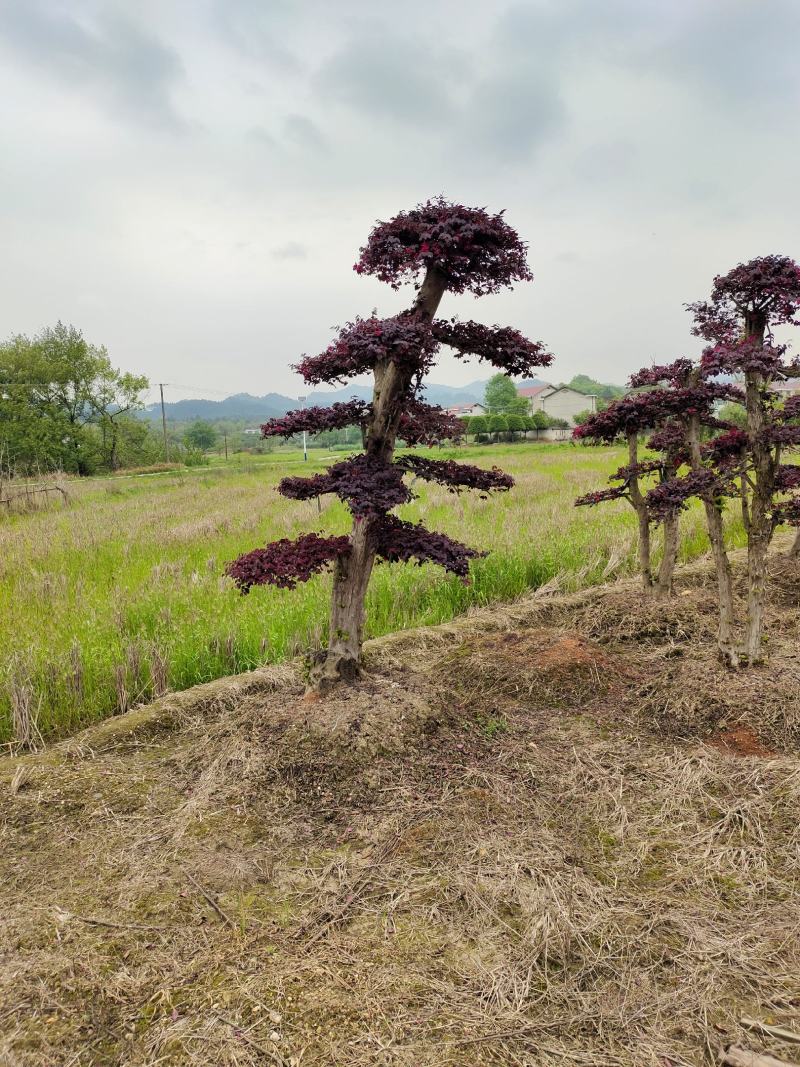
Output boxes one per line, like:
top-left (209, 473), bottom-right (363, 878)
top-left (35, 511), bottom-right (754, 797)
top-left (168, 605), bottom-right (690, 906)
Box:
top-left (374, 514), bottom-right (485, 578)
top-left (279, 454), bottom-right (412, 517)
top-left (700, 340), bottom-right (799, 380)
top-left (397, 455), bottom-right (514, 495)
top-left (432, 319), bottom-right (552, 377)
top-left (575, 380), bottom-right (742, 445)
top-left (295, 315), bottom-right (439, 387)
top-left (225, 534), bottom-right (351, 592)
top-left (354, 197), bottom-right (533, 296)
top-left (688, 254), bottom-right (800, 343)
top-left (261, 397), bottom-right (464, 448)
top-left (645, 470), bottom-right (735, 521)
top-left (397, 397), bottom-right (464, 446)
top-left (261, 400), bottom-right (369, 439)
top-left (628, 359), bottom-right (695, 388)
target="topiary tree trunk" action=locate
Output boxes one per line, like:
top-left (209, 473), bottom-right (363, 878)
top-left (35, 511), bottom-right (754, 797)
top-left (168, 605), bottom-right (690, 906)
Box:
top-left (684, 410), bottom-right (740, 665)
top-left (315, 268), bottom-right (448, 688)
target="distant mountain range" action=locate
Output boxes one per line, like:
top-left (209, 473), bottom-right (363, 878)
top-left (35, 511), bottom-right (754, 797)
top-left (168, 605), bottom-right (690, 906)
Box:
top-left (141, 379), bottom-right (548, 424)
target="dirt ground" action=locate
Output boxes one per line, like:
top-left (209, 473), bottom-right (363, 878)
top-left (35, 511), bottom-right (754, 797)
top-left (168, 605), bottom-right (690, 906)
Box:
top-left (2, 551), bottom-right (800, 1066)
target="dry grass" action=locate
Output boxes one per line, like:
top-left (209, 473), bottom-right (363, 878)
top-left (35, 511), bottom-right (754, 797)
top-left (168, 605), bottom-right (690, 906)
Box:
top-left (1, 551), bottom-right (799, 1066)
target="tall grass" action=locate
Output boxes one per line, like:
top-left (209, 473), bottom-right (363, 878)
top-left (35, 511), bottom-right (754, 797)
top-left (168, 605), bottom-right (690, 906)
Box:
top-left (0, 443), bottom-right (740, 743)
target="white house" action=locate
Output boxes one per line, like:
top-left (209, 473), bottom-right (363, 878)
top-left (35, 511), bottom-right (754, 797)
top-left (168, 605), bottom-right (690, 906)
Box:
top-left (518, 384), bottom-right (597, 424)
top-left (445, 402), bottom-right (487, 417)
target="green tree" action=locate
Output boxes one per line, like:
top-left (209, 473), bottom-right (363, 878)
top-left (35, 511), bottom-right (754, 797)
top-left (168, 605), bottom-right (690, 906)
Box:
top-left (0, 322), bottom-right (149, 475)
top-left (529, 411), bottom-right (549, 437)
top-left (470, 414), bottom-right (488, 441)
top-left (113, 418), bottom-right (163, 469)
top-left (184, 420), bottom-right (219, 452)
top-left (506, 413), bottom-right (525, 440)
top-left (93, 368), bottom-right (150, 470)
top-left (488, 413), bottom-right (508, 441)
top-left (568, 374), bottom-right (624, 403)
top-left (0, 336), bottom-right (68, 473)
top-left (717, 400), bottom-right (748, 429)
top-left (484, 373), bottom-right (528, 415)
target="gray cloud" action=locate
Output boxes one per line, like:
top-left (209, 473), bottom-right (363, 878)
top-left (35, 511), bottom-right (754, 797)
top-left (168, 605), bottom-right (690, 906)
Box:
top-left (460, 69), bottom-right (565, 162)
top-left (315, 33), bottom-right (459, 125)
top-left (0, 0), bottom-right (184, 128)
top-left (213, 0), bottom-right (299, 73)
top-left (491, 0), bottom-right (651, 66)
top-left (248, 126), bottom-right (279, 149)
top-left (1, 0), bottom-right (799, 398)
top-left (648, 0), bottom-right (800, 110)
top-left (272, 241), bottom-right (308, 260)
top-left (283, 114), bottom-right (327, 153)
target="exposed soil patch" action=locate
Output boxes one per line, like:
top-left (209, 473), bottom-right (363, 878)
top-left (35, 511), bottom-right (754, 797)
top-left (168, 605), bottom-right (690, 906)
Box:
top-left (2, 551), bottom-right (800, 1066)
top-left (708, 724), bottom-right (777, 758)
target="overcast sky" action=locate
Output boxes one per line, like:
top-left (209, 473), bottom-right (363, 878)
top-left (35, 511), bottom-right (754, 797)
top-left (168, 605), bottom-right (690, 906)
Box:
top-left (1, 0), bottom-right (798, 402)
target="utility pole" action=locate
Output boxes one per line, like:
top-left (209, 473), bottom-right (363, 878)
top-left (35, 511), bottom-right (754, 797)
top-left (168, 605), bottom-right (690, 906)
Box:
top-left (158, 384), bottom-right (169, 461)
top-left (223, 430), bottom-right (228, 461)
top-left (298, 395), bottom-right (308, 461)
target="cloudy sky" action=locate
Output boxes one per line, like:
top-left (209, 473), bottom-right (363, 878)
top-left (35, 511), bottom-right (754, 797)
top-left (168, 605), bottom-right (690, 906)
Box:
top-left (1, 0), bottom-right (798, 402)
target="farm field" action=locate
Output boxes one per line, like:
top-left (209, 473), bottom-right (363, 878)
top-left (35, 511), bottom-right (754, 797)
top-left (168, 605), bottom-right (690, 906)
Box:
top-left (0, 442), bottom-right (739, 744)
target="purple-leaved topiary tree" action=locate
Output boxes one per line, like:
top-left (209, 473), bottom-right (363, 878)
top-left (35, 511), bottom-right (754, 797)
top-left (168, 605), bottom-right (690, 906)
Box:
top-left (572, 359), bottom-right (740, 598)
top-left (573, 373), bottom-right (692, 597)
top-left (226, 198), bottom-right (553, 692)
top-left (607, 256), bottom-right (800, 665)
top-left (683, 255), bottom-right (800, 662)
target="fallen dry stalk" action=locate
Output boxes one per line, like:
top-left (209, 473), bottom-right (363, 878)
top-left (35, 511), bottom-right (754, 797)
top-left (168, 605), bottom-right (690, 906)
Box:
top-left (742, 1018), bottom-right (800, 1047)
top-left (215, 1014), bottom-right (289, 1065)
top-left (722, 1046), bottom-right (800, 1067)
top-left (182, 867), bottom-right (236, 929)
top-left (70, 912), bottom-right (166, 933)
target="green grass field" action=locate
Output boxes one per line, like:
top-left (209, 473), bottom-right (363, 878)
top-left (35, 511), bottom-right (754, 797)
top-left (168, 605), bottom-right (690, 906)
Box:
top-left (0, 443), bottom-right (738, 743)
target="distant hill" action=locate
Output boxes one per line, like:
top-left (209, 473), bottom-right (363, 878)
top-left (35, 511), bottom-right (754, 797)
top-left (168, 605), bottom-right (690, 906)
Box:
top-left (566, 374), bottom-right (625, 400)
top-left (140, 379), bottom-right (527, 424)
top-left (140, 392), bottom-right (296, 423)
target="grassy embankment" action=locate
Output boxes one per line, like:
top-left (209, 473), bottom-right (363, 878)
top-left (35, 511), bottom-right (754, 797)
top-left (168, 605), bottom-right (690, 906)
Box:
top-left (0, 442), bottom-right (739, 742)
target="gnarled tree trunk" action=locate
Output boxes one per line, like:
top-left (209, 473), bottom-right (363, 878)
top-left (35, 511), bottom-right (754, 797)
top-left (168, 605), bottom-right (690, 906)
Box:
top-left (687, 413), bottom-right (739, 665)
top-left (309, 268), bottom-right (448, 693)
top-left (656, 511), bottom-right (680, 596)
top-left (625, 431), bottom-right (654, 594)
top-left (311, 517), bottom-right (378, 690)
top-left (742, 314), bottom-right (775, 663)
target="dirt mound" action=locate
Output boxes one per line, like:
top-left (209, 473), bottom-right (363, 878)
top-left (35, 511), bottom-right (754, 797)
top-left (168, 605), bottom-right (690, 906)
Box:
top-left (2, 553), bottom-right (800, 1066)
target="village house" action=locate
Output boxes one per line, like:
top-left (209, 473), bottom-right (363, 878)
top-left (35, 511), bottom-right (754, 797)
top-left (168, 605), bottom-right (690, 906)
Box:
top-left (518, 383), bottom-right (597, 424)
top-left (444, 402), bottom-right (488, 417)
